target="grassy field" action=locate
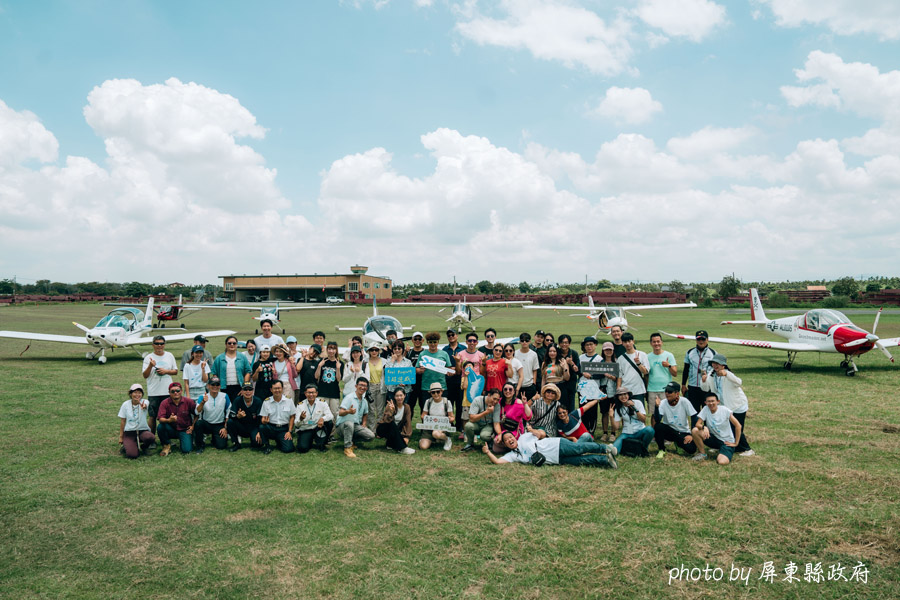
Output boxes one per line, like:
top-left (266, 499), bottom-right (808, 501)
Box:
top-left (1, 302), bottom-right (898, 599)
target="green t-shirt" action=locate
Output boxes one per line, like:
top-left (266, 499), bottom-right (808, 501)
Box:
top-left (419, 349), bottom-right (453, 391)
top-left (647, 350), bottom-right (676, 392)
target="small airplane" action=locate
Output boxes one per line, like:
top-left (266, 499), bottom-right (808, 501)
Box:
top-left (0, 298), bottom-right (235, 364)
top-left (391, 296), bottom-right (532, 332)
top-left (104, 294), bottom-right (202, 328)
top-left (200, 302), bottom-right (353, 334)
top-left (661, 288), bottom-right (899, 376)
top-left (524, 295), bottom-right (697, 335)
top-left (333, 298), bottom-right (415, 351)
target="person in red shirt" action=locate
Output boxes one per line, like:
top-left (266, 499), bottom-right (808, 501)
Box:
top-left (156, 382), bottom-right (197, 456)
top-left (484, 345), bottom-right (513, 391)
top-left (556, 398), bottom-right (602, 442)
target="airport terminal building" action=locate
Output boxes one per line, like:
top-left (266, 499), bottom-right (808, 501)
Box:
top-left (220, 266), bottom-right (392, 303)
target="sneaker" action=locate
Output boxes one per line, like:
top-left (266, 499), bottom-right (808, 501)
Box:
top-left (399, 447), bottom-right (416, 455)
top-left (159, 444), bottom-right (171, 457)
top-left (148, 442), bottom-right (158, 450)
top-left (692, 453), bottom-right (708, 461)
top-left (344, 447), bottom-right (357, 458)
top-left (460, 444), bottom-right (475, 452)
top-left (262, 446), bottom-right (273, 455)
top-left (739, 449), bottom-right (755, 457)
top-left (606, 453), bottom-right (618, 469)
top-left (656, 450), bottom-right (666, 459)
top-left (194, 447), bottom-right (205, 454)
top-left (229, 444), bottom-right (242, 452)
top-left (443, 437), bottom-right (453, 451)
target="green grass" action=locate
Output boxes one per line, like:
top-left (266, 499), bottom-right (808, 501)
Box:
top-left (1, 303), bottom-right (898, 599)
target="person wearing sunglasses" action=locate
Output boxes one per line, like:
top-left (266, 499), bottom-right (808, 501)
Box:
top-left (503, 343), bottom-right (525, 398)
top-left (141, 335), bottom-right (178, 436)
top-left (681, 330), bottom-right (717, 413)
top-left (477, 328), bottom-right (500, 356)
top-left (442, 329), bottom-right (466, 437)
top-left (485, 344), bottom-right (514, 393)
top-left (211, 335), bottom-right (252, 401)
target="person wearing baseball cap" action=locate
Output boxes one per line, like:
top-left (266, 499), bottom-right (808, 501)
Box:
top-left (442, 328), bottom-right (465, 436)
top-left (699, 353), bottom-right (754, 457)
top-left (652, 381), bottom-right (698, 459)
top-left (226, 383), bottom-right (263, 452)
top-left (117, 384), bottom-right (155, 459)
top-left (180, 334), bottom-right (212, 371)
top-left (681, 330), bottom-right (716, 413)
top-left (182, 344), bottom-right (211, 401)
top-left (193, 376), bottom-right (230, 452)
top-left (156, 382), bottom-right (197, 456)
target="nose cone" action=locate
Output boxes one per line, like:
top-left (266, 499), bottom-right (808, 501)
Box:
top-left (833, 326), bottom-right (875, 355)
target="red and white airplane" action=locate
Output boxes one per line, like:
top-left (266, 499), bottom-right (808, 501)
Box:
top-left (662, 289), bottom-right (899, 376)
top-left (525, 295), bottom-right (696, 335)
top-left (105, 294), bottom-right (202, 328)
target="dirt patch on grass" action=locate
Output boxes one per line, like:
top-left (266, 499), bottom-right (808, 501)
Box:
top-left (828, 533), bottom-right (900, 565)
top-left (226, 509), bottom-right (269, 523)
top-left (880, 423), bottom-right (900, 434)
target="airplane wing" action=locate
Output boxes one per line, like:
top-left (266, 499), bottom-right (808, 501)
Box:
top-left (626, 302), bottom-right (697, 310)
top-left (392, 301), bottom-right (532, 306)
top-left (0, 331), bottom-right (88, 345)
top-left (721, 320), bottom-right (769, 325)
top-left (495, 336), bottom-right (520, 345)
top-left (524, 302), bottom-right (696, 311)
top-left (523, 305), bottom-right (591, 311)
top-left (197, 305), bottom-right (261, 311)
top-left (334, 326), bottom-right (364, 332)
top-left (659, 331), bottom-right (819, 352)
top-left (275, 305), bottom-right (355, 311)
top-left (879, 337), bottom-right (900, 348)
top-left (128, 330), bottom-right (236, 346)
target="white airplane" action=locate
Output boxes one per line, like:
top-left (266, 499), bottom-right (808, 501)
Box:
top-left (333, 298), bottom-right (416, 351)
top-left (662, 288), bottom-right (899, 376)
top-left (391, 297), bottom-right (532, 332)
top-left (0, 298), bottom-right (235, 364)
top-left (200, 302), bottom-right (353, 334)
top-left (524, 295), bottom-right (696, 335)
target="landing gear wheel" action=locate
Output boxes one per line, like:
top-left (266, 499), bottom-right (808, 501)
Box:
top-left (840, 360), bottom-right (849, 369)
top-left (783, 362), bottom-right (792, 370)
top-left (180, 323), bottom-right (185, 329)
top-left (86, 352), bottom-right (95, 360)
top-left (98, 355), bottom-right (108, 364)
top-left (281, 329), bottom-right (286, 335)
top-left (845, 369), bottom-right (855, 377)
top-left (161, 323), bottom-right (166, 328)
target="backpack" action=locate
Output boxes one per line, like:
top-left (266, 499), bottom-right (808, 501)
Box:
top-left (621, 437), bottom-right (650, 458)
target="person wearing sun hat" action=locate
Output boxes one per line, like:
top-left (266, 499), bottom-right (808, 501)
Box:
top-left (118, 383), bottom-right (155, 459)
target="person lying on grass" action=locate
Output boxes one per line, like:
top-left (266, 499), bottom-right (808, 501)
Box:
top-left (482, 430), bottom-right (617, 469)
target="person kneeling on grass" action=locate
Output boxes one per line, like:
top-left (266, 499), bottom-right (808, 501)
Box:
top-left (157, 383), bottom-right (197, 456)
top-left (227, 383), bottom-right (262, 452)
top-left (482, 430), bottom-right (617, 469)
top-left (700, 353), bottom-right (754, 457)
top-left (257, 381), bottom-right (295, 455)
top-left (691, 392), bottom-right (741, 465)
top-left (610, 386), bottom-right (654, 456)
top-left (376, 388), bottom-right (415, 454)
top-left (294, 383), bottom-right (334, 453)
top-left (193, 377), bottom-right (230, 453)
top-left (118, 383), bottom-right (155, 459)
top-left (653, 382), bottom-right (698, 459)
top-left (419, 382), bottom-right (455, 451)
top-left (336, 378), bottom-right (375, 459)
top-left (462, 388), bottom-right (502, 452)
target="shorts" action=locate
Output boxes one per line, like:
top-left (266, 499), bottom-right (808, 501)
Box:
top-left (702, 434), bottom-right (735, 461)
top-left (148, 395), bottom-right (168, 418)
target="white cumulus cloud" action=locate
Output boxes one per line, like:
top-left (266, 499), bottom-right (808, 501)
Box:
top-left (455, 0), bottom-right (634, 75)
top-left (760, 0), bottom-right (900, 40)
top-left (0, 100), bottom-right (59, 166)
top-left (635, 0), bottom-right (726, 42)
top-left (589, 87), bottom-right (662, 124)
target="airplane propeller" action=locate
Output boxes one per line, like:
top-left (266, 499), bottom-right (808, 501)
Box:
top-left (73, 322), bottom-right (91, 334)
top-left (872, 308), bottom-right (894, 362)
top-left (474, 306), bottom-right (483, 314)
top-left (626, 311), bottom-right (643, 317)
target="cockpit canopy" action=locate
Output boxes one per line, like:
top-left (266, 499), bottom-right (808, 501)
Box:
top-left (800, 309), bottom-right (852, 333)
top-left (96, 307), bottom-right (144, 330)
top-left (363, 315), bottom-right (403, 339)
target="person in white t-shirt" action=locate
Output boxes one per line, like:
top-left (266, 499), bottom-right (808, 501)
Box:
top-left (610, 386), bottom-right (654, 455)
top-left (182, 345), bottom-right (211, 400)
top-left (503, 343), bottom-right (525, 396)
top-left (653, 382), bottom-right (698, 458)
top-left (141, 335), bottom-right (178, 435)
top-left (254, 320), bottom-right (285, 353)
top-left (481, 429), bottom-right (617, 469)
top-left (514, 333), bottom-right (540, 398)
top-left (118, 383), bottom-right (155, 458)
top-left (616, 332), bottom-right (648, 399)
top-left (691, 392), bottom-right (742, 465)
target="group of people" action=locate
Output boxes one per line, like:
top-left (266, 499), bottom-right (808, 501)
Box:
top-left (120, 322), bottom-right (754, 467)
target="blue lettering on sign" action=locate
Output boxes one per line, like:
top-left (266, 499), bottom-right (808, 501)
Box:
top-left (384, 366), bottom-right (416, 385)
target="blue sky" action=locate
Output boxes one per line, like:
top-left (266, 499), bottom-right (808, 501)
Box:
top-left (1, 0), bottom-right (898, 286)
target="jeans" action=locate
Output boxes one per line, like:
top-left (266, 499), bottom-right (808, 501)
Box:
top-left (157, 423), bottom-right (193, 453)
top-left (339, 422), bottom-right (375, 448)
top-left (557, 438), bottom-right (615, 468)
top-left (259, 423), bottom-right (294, 453)
top-left (613, 426), bottom-right (654, 454)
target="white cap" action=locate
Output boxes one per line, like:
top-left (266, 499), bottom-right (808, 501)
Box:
top-left (260, 344), bottom-right (271, 352)
top-left (412, 331), bottom-right (424, 339)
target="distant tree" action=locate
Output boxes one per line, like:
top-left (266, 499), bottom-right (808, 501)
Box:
top-left (831, 276), bottom-right (859, 298)
top-left (767, 292), bottom-right (791, 308)
top-left (473, 280), bottom-right (493, 294)
top-left (596, 279), bottom-right (612, 289)
top-left (865, 282), bottom-right (881, 293)
top-left (821, 295), bottom-right (851, 308)
top-left (667, 280), bottom-right (686, 294)
top-left (124, 281), bottom-right (151, 297)
top-left (0, 279), bottom-right (16, 294)
top-left (518, 281), bottom-right (533, 294)
top-left (717, 275), bottom-right (741, 299)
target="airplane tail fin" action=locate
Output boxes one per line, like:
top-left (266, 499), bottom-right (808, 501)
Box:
top-left (177, 293), bottom-right (182, 306)
top-left (142, 298), bottom-right (155, 328)
top-left (749, 288), bottom-right (768, 322)
top-left (588, 296), bottom-right (595, 310)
